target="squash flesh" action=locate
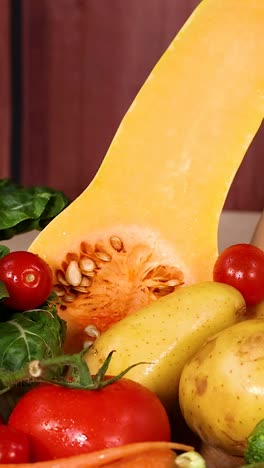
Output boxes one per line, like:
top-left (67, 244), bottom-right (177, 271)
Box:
top-left (29, 0), bottom-right (264, 349)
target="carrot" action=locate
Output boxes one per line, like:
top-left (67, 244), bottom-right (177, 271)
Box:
top-left (0, 441), bottom-right (194, 468)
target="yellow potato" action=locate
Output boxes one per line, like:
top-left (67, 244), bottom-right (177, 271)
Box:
top-left (179, 318), bottom-right (264, 456)
top-left (85, 281), bottom-right (245, 410)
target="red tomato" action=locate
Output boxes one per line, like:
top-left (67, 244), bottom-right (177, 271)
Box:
top-left (213, 243), bottom-right (264, 305)
top-left (0, 424), bottom-right (31, 463)
top-left (0, 251), bottom-right (53, 310)
top-left (9, 381), bottom-right (171, 462)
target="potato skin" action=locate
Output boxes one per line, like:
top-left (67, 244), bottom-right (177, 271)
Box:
top-left (179, 318), bottom-right (264, 457)
top-left (86, 281), bottom-right (246, 411)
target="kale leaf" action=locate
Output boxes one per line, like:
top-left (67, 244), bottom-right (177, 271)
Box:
top-left (0, 179), bottom-right (71, 240)
top-left (0, 302), bottom-right (66, 393)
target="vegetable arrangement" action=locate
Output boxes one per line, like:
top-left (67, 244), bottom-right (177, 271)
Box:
top-left (2, 241), bottom-right (264, 466)
top-left (85, 281), bottom-right (246, 410)
top-left (0, 246), bottom-right (199, 466)
top-left (1, 0), bottom-right (264, 466)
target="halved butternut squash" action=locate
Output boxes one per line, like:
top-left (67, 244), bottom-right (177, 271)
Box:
top-left (29, 0), bottom-right (264, 352)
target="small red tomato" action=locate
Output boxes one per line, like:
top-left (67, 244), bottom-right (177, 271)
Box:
top-left (213, 243), bottom-right (264, 305)
top-left (0, 424), bottom-right (31, 463)
top-left (0, 251), bottom-right (53, 310)
top-left (9, 381), bottom-right (171, 462)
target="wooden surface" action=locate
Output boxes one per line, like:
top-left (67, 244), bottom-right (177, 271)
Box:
top-left (0, 0), bottom-right (10, 178)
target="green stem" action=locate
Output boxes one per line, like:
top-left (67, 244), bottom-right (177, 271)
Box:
top-left (0, 348), bottom-right (149, 393)
top-left (0, 367), bottom-right (30, 394)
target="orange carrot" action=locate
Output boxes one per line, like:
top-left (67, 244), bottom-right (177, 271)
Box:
top-left (0, 441), bottom-right (194, 468)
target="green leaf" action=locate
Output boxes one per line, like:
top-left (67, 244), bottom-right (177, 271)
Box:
top-left (0, 179), bottom-right (71, 240)
top-left (0, 281), bottom-right (9, 302)
top-left (0, 303), bottom-right (66, 392)
top-left (0, 245), bottom-right (10, 258)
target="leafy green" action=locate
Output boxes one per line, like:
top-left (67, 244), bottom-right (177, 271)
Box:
top-left (0, 281), bottom-right (9, 303)
top-left (0, 245), bottom-right (10, 258)
top-left (0, 302), bottom-right (66, 393)
top-left (0, 246), bottom-right (10, 304)
top-left (0, 178), bottom-right (71, 240)
top-left (244, 419), bottom-right (264, 464)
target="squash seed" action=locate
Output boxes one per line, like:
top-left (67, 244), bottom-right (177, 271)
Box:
top-left (79, 256), bottom-right (96, 273)
top-left (80, 241), bottom-right (94, 255)
top-left (110, 235), bottom-right (124, 252)
top-left (83, 340), bottom-right (94, 349)
top-left (63, 293), bottom-right (76, 302)
top-left (53, 285), bottom-right (66, 297)
top-left (95, 250), bottom-right (112, 262)
top-left (82, 270), bottom-right (97, 278)
top-left (80, 276), bottom-right (92, 287)
top-left (65, 260), bottom-right (82, 287)
top-left (74, 276), bottom-right (92, 293)
top-left (166, 278), bottom-right (183, 287)
top-left (74, 286), bottom-right (90, 293)
top-left (144, 279), bottom-right (163, 288)
top-left (84, 324), bottom-right (100, 339)
top-left (66, 252), bottom-right (79, 263)
top-left (56, 270), bottom-right (70, 286)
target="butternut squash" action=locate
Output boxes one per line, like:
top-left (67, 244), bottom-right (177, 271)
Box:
top-left (29, 0), bottom-right (264, 352)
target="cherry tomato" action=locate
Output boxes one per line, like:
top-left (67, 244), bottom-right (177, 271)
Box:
top-left (9, 380), bottom-right (171, 462)
top-left (213, 243), bottom-right (264, 305)
top-left (0, 251), bottom-right (53, 310)
top-left (0, 424), bottom-right (31, 463)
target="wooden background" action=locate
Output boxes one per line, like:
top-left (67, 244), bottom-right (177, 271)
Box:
top-left (0, 0), bottom-right (263, 210)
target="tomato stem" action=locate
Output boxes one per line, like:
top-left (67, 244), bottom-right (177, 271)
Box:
top-left (31, 350), bottom-right (148, 390)
top-left (0, 367), bottom-right (28, 394)
top-left (0, 348), bottom-right (148, 393)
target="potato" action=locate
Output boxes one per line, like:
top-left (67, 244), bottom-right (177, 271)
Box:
top-left (86, 281), bottom-right (246, 411)
top-left (179, 318), bottom-right (264, 457)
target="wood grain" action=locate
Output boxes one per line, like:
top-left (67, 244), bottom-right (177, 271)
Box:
top-left (20, 0), bottom-right (263, 209)
top-left (0, 0), bottom-right (11, 178)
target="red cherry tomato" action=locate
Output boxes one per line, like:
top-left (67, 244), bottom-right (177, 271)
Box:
top-left (213, 243), bottom-right (264, 305)
top-left (0, 251), bottom-right (53, 310)
top-left (9, 381), bottom-right (171, 462)
top-left (0, 424), bottom-right (31, 463)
